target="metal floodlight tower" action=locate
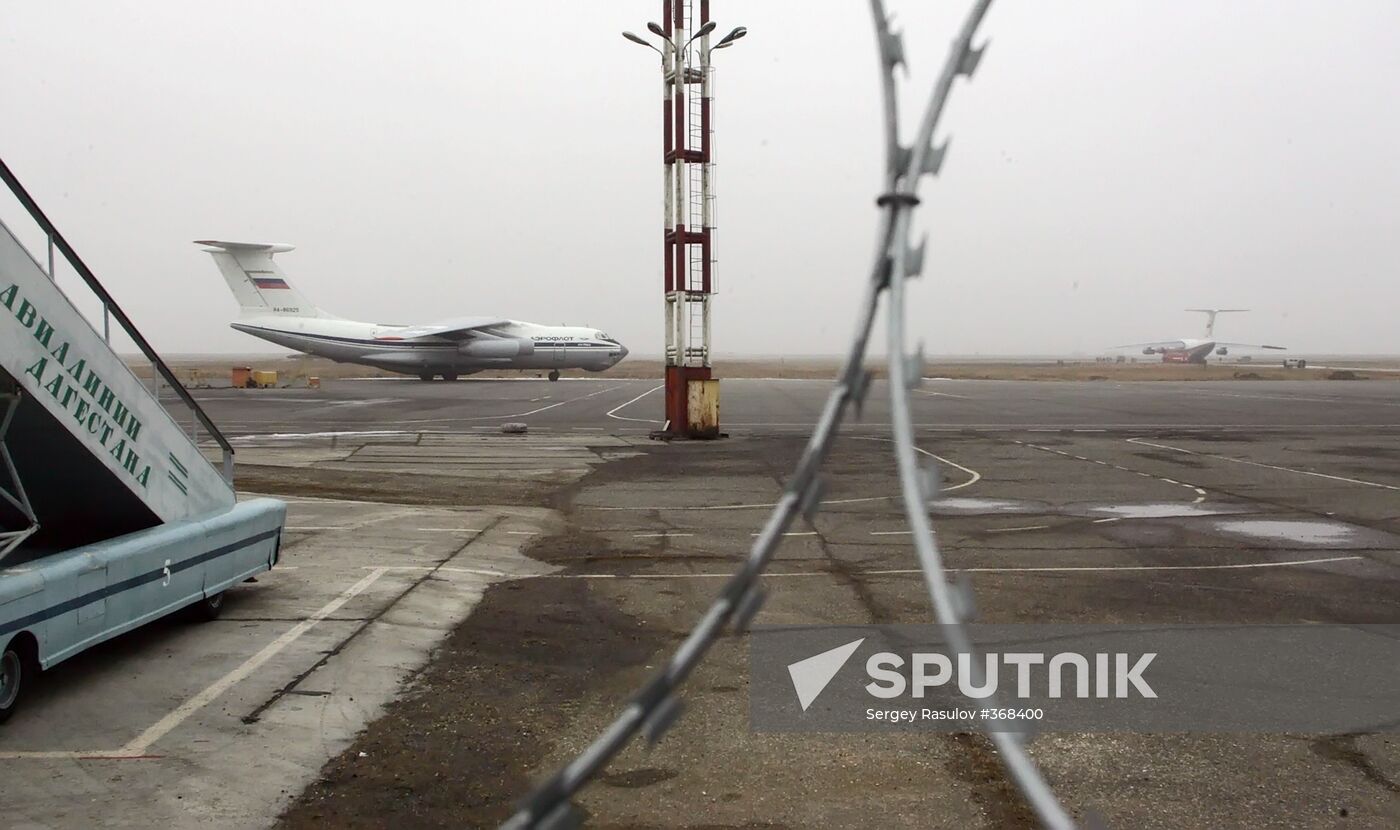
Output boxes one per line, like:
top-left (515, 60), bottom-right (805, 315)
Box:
top-left (624, 2), bottom-right (744, 438)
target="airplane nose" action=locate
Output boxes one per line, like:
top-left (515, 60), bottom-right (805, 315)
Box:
top-left (615, 344), bottom-right (629, 362)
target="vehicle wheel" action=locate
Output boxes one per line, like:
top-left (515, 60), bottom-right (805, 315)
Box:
top-left (418, 373), bottom-right (434, 382)
top-left (0, 639), bottom-right (30, 724)
top-left (185, 592), bottom-right (225, 622)
top-left (1298, 360), bottom-right (1307, 369)
top-left (548, 370), bottom-right (560, 382)
top-left (442, 372), bottom-right (458, 382)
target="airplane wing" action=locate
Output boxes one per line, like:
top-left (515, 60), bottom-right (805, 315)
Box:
top-left (394, 317), bottom-right (510, 341)
top-left (1213, 342), bottom-right (1287, 350)
top-left (1111, 340), bottom-right (1187, 351)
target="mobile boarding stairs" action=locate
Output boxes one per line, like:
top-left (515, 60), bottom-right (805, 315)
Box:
top-left (0, 158), bottom-right (284, 689)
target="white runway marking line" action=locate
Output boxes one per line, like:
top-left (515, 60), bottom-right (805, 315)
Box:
top-left (119, 568), bottom-right (390, 756)
top-left (415, 528), bottom-right (483, 533)
top-left (447, 556), bottom-right (1363, 581)
top-left (589, 495), bottom-right (891, 511)
top-left (1126, 438), bottom-right (1400, 491)
top-left (587, 440), bottom-right (981, 511)
top-left (367, 565), bottom-right (512, 577)
top-left (606, 383), bottom-right (664, 423)
top-left (1015, 439), bottom-right (1208, 503)
top-left (915, 389), bottom-right (972, 400)
top-left (231, 429), bottom-right (415, 442)
top-left (632, 532), bottom-right (695, 538)
top-left (0, 569), bottom-right (393, 761)
top-left (985, 525), bottom-right (1051, 533)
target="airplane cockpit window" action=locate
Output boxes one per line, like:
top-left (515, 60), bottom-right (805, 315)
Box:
top-left (594, 331), bottom-right (613, 342)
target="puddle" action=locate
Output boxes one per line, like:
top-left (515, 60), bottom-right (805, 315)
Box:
top-left (929, 497), bottom-right (1031, 514)
top-left (1212, 520), bottom-right (1361, 546)
top-left (1088, 503), bottom-right (1236, 519)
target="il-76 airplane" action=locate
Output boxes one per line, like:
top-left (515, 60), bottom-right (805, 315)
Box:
top-left (1116, 308), bottom-right (1286, 364)
top-left (198, 241), bottom-right (627, 381)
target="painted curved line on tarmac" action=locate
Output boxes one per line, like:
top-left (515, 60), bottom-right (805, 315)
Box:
top-left (605, 383), bottom-right (664, 423)
top-left (852, 436), bottom-right (983, 492)
top-left (585, 438), bottom-right (981, 511)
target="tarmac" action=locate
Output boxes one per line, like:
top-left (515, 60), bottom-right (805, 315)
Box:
top-left (3, 376), bottom-right (1398, 829)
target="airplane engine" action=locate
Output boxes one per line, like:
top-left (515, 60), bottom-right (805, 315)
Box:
top-left (1142, 347), bottom-right (1156, 355)
top-left (460, 339), bottom-right (534, 358)
top-left (1216, 347), bottom-right (1228, 356)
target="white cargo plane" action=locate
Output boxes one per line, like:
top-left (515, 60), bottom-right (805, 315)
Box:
top-left (197, 241), bottom-right (627, 381)
top-left (1115, 308), bottom-right (1286, 364)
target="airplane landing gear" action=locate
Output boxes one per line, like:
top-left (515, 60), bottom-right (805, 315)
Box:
top-left (548, 370), bottom-right (560, 382)
top-left (418, 373), bottom-right (434, 382)
top-left (442, 373), bottom-right (458, 382)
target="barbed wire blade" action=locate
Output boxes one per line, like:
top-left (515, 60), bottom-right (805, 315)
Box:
top-left (880, 27), bottom-right (907, 72)
top-left (850, 368), bottom-right (874, 419)
top-left (950, 572), bottom-right (978, 621)
top-left (905, 234), bottom-right (928, 278)
top-left (893, 145), bottom-right (913, 177)
top-left (799, 476), bottom-right (828, 523)
top-left (958, 41), bottom-right (988, 77)
top-left (906, 343), bottom-right (926, 388)
top-left (875, 253), bottom-right (893, 290)
top-left (921, 139), bottom-right (950, 176)
top-left (920, 461), bottom-right (941, 501)
top-left (732, 583), bottom-right (767, 633)
top-left (642, 695), bottom-right (684, 747)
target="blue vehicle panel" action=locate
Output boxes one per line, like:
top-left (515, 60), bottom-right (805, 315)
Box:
top-left (1, 498), bottom-right (285, 669)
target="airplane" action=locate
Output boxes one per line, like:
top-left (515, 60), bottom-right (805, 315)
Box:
top-left (1115, 309), bottom-right (1286, 364)
top-left (197, 241), bottom-right (627, 382)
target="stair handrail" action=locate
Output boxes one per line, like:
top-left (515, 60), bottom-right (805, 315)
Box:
top-left (0, 157), bottom-right (235, 482)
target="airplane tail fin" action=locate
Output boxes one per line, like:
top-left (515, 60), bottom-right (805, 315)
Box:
top-left (1186, 308), bottom-right (1248, 339)
top-left (195, 240), bottom-right (329, 318)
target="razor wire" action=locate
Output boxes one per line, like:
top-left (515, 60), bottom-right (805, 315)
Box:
top-left (877, 1), bottom-right (1076, 827)
top-left (503, 2), bottom-right (1075, 827)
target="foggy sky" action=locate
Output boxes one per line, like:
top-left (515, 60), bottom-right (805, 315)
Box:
top-left (2, 1), bottom-right (1396, 357)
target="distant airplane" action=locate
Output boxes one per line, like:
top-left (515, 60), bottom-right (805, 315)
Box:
top-left (198, 241), bottom-right (627, 381)
top-left (1115, 309), bottom-right (1286, 364)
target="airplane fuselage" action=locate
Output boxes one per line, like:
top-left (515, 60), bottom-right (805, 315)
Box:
top-left (231, 316), bottom-right (627, 377)
top-left (1147, 339), bottom-right (1217, 364)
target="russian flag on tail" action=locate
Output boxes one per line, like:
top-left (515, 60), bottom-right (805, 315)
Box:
top-left (252, 277), bottom-right (290, 289)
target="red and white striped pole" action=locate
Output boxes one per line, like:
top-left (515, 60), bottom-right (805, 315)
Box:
top-left (628, 3), bottom-right (743, 437)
